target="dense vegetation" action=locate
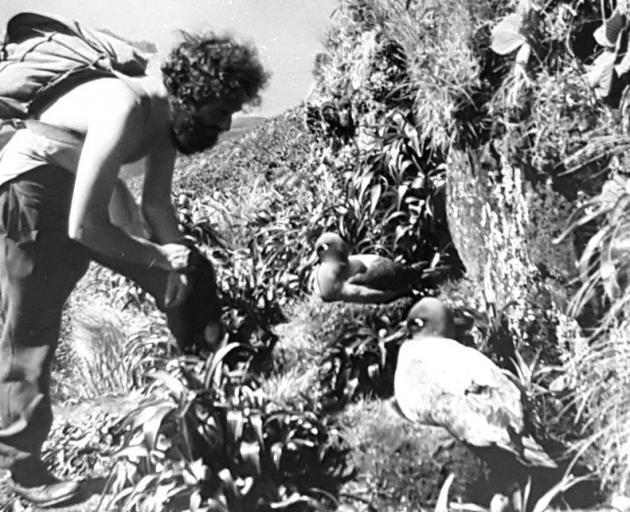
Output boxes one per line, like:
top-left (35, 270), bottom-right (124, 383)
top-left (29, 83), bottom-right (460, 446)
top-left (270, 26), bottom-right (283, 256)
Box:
top-left (5, 0), bottom-right (630, 510)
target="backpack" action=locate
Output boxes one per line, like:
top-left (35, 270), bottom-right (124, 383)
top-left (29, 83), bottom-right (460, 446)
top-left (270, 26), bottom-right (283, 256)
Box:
top-left (0, 11), bottom-right (150, 159)
top-left (0, 11), bottom-right (149, 120)
top-left (0, 12), bottom-right (152, 236)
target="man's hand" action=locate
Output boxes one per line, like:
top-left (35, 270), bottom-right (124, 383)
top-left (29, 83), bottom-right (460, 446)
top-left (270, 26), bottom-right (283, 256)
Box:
top-left (159, 242), bottom-right (192, 272)
top-left (164, 271), bottom-right (191, 308)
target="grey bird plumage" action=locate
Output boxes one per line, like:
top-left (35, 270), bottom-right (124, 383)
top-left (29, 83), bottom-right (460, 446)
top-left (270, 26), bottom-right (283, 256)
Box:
top-left (394, 297), bottom-right (556, 469)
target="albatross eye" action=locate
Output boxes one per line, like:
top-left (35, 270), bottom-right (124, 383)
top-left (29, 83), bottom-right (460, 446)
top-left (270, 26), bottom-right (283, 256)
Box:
top-left (407, 317), bottom-right (424, 332)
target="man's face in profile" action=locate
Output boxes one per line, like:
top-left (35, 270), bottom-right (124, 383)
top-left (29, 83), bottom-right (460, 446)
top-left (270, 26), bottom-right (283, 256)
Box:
top-left (171, 102), bottom-right (237, 155)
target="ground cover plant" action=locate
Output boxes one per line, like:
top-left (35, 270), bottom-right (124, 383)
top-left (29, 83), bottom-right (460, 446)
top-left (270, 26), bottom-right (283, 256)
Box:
top-left (6, 0), bottom-right (630, 510)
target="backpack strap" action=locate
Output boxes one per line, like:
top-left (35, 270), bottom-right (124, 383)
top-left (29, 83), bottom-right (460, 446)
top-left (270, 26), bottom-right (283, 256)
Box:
top-left (22, 119), bottom-right (83, 144)
top-left (0, 117), bottom-right (83, 145)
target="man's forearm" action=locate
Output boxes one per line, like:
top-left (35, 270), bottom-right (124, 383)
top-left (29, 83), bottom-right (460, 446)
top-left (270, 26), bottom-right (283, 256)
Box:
top-left (71, 220), bottom-right (169, 269)
top-left (142, 203), bottom-right (185, 244)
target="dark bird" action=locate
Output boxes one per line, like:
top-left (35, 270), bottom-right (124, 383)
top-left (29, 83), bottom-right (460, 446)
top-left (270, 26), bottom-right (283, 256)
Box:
top-left (312, 232), bottom-right (428, 303)
top-left (394, 297), bottom-right (556, 468)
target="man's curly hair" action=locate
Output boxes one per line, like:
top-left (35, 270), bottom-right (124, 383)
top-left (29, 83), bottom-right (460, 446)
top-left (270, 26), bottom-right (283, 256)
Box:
top-left (161, 32), bottom-right (270, 109)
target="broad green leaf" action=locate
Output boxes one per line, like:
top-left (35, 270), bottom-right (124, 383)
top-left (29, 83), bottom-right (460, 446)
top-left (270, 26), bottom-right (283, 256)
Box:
top-left (609, 192), bottom-right (630, 225)
top-left (369, 183), bottom-right (382, 216)
top-left (189, 489), bottom-right (203, 511)
top-left (227, 410), bottom-right (245, 445)
top-left (110, 486), bottom-right (135, 508)
top-left (132, 473), bottom-right (160, 496)
top-left (151, 371), bottom-right (187, 402)
top-left (367, 363), bottom-right (380, 381)
top-left (435, 473), bottom-right (455, 512)
top-left (143, 403), bottom-right (177, 451)
top-left (116, 445), bottom-right (151, 462)
top-left (187, 458), bottom-right (210, 482)
top-left (616, 44), bottom-right (630, 77)
top-left (594, 9), bottom-right (626, 48)
top-left (403, 122), bottom-right (421, 156)
top-left (217, 469), bottom-right (240, 511)
top-left (239, 440), bottom-right (262, 475)
top-left (491, 13), bottom-right (526, 55)
top-left (410, 176), bottom-right (425, 189)
top-left (515, 41), bottom-right (531, 67)
top-left (587, 51), bottom-right (616, 97)
top-left (203, 342), bottom-right (254, 389)
top-left (270, 442), bottom-right (283, 469)
top-left (249, 413), bottom-right (264, 447)
top-left (578, 227), bottom-right (611, 284)
top-left (357, 173), bottom-right (374, 203)
top-left (554, 196), bottom-right (611, 244)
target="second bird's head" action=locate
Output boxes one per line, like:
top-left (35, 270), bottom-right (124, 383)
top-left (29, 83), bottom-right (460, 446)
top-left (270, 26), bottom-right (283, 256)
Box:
top-left (406, 297), bottom-right (456, 340)
top-left (314, 232), bottom-right (350, 263)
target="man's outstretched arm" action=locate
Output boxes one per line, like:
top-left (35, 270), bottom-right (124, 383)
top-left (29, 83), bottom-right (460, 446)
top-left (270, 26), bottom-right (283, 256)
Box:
top-left (141, 140), bottom-right (185, 244)
top-left (67, 81), bottom-right (188, 273)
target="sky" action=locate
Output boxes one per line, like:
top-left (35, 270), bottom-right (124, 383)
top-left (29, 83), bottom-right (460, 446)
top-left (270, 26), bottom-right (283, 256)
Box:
top-left (1, 0), bottom-right (338, 116)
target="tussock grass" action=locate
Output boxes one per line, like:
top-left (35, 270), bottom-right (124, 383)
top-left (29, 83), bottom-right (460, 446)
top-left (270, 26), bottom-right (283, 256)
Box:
top-left (54, 293), bottom-right (172, 402)
top-left (263, 296), bottom-right (409, 406)
top-left (569, 312), bottom-right (630, 493)
top-left (383, 0), bottom-right (492, 152)
top-left (70, 306), bottom-right (133, 398)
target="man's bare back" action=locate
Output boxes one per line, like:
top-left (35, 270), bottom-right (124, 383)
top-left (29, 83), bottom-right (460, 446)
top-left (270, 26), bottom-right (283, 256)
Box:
top-left (35, 76), bottom-right (191, 290)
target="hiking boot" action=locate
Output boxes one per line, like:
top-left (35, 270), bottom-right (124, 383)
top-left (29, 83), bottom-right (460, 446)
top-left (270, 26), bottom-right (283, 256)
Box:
top-left (8, 457), bottom-right (82, 507)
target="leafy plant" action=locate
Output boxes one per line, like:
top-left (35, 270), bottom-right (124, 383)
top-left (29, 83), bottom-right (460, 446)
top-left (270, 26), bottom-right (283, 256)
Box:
top-left (320, 303), bottom-right (410, 409)
top-left (587, 8), bottom-right (630, 108)
top-left (101, 344), bottom-right (352, 511)
top-left (54, 306), bottom-right (173, 400)
top-left (491, 0), bottom-right (542, 75)
top-left (556, 172), bottom-right (630, 321)
top-left (311, 5), bottom-right (466, 276)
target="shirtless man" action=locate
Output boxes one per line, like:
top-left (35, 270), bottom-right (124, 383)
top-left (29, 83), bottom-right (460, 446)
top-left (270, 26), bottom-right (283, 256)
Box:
top-left (0, 30), bottom-right (268, 506)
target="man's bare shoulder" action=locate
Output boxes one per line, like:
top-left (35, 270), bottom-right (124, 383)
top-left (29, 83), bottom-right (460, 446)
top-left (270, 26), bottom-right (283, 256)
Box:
top-left (38, 77), bottom-right (165, 133)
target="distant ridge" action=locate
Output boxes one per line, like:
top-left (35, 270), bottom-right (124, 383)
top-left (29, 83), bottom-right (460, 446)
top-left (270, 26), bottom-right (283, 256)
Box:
top-left (121, 115), bottom-right (269, 180)
top-left (219, 115), bottom-right (268, 142)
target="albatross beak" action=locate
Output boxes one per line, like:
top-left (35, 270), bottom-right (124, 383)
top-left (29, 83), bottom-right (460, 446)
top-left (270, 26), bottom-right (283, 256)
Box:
top-left (304, 250), bottom-right (319, 267)
top-left (382, 327), bottom-right (409, 345)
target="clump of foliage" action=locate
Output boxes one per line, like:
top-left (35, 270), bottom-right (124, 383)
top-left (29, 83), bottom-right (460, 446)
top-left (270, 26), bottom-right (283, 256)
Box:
top-left (174, 111), bottom-right (337, 356)
top-left (43, 407), bottom-right (123, 482)
top-left (100, 345), bottom-right (353, 511)
top-left (318, 299), bottom-right (411, 409)
top-left (53, 273), bottom-right (174, 402)
top-left (306, 0), bottom-right (465, 272)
